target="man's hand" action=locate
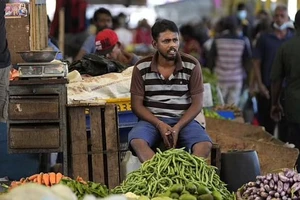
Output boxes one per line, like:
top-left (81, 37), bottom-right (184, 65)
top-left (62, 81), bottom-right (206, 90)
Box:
top-left (258, 83), bottom-right (270, 99)
top-left (170, 125), bottom-right (181, 148)
top-left (157, 121), bottom-right (174, 149)
top-left (270, 103), bottom-right (284, 122)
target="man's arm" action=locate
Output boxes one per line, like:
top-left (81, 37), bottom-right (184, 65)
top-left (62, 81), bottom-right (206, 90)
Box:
top-left (174, 93), bottom-right (203, 130)
top-left (207, 40), bottom-right (217, 71)
top-left (131, 94), bottom-right (161, 128)
top-left (74, 35), bottom-right (94, 61)
top-left (252, 35), bottom-right (269, 99)
top-left (270, 46), bottom-right (285, 122)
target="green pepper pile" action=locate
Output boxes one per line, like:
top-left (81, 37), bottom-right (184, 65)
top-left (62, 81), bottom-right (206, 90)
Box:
top-left (60, 178), bottom-right (109, 200)
top-left (112, 148), bottom-right (235, 199)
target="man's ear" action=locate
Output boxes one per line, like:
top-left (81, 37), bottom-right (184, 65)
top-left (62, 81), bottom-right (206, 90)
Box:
top-left (152, 40), bottom-right (157, 49)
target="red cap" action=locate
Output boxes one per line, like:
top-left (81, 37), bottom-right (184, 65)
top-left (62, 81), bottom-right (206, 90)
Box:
top-left (95, 29), bottom-right (119, 55)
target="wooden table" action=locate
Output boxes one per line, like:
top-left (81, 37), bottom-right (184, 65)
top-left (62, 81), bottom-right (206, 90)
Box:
top-left (7, 79), bottom-right (68, 175)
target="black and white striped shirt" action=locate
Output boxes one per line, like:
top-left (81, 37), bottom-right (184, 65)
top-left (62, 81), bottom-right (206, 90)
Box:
top-left (130, 52), bottom-right (203, 118)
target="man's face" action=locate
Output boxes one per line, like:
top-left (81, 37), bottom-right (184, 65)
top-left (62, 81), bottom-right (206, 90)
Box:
top-left (105, 45), bottom-right (121, 60)
top-left (274, 9), bottom-right (289, 26)
top-left (95, 14), bottom-right (113, 31)
top-left (152, 30), bottom-right (179, 61)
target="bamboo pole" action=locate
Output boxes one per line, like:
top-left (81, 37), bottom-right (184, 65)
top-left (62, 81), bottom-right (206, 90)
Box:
top-left (58, 8), bottom-right (65, 56)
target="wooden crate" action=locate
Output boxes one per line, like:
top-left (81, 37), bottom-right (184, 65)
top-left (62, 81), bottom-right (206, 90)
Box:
top-left (67, 103), bottom-right (121, 189)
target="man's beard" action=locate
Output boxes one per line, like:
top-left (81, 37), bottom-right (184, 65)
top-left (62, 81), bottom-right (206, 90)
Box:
top-left (157, 49), bottom-right (177, 61)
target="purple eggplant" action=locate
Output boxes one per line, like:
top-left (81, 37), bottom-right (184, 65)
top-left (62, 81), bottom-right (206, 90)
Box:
top-left (264, 185), bottom-right (271, 192)
top-left (277, 180), bottom-right (284, 192)
top-left (291, 182), bottom-right (300, 194)
top-left (285, 169), bottom-right (297, 178)
top-left (270, 180), bottom-right (275, 188)
top-left (273, 173), bottom-right (279, 182)
top-left (269, 190), bottom-right (276, 196)
top-left (264, 179), bottom-right (269, 185)
top-left (281, 191), bottom-right (286, 196)
top-left (248, 181), bottom-right (256, 187)
top-left (282, 197), bottom-right (288, 200)
top-left (284, 182), bottom-right (290, 192)
top-left (293, 173), bottom-right (300, 182)
top-left (260, 191), bottom-right (268, 198)
top-left (279, 172), bottom-right (290, 182)
top-left (266, 173), bottom-right (273, 180)
top-left (274, 192), bottom-right (280, 198)
top-left (256, 180), bottom-right (261, 185)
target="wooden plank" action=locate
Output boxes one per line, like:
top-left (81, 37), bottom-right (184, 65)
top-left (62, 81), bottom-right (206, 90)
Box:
top-left (89, 107), bottom-right (105, 184)
top-left (5, 15), bottom-right (30, 64)
top-left (10, 79), bottom-right (68, 86)
top-left (104, 104), bottom-right (120, 188)
top-left (9, 125), bottom-right (60, 149)
top-left (68, 107), bottom-right (89, 181)
top-left (9, 97), bottom-right (59, 120)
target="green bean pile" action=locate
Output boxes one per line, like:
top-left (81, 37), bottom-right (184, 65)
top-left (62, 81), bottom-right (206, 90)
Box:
top-left (112, 148), bottom-right (235, 199)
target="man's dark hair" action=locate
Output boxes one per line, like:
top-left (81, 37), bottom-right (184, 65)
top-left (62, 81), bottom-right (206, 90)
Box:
top-left (151, 19), bottom-right (179, 41)
top-left (93, 8), bottom-right (112, 22)
top-left (179, 24), bottom-right (196, 38)
top-left (294, 10), bottom-right (300, 28)
top-left (237, 3), bottom-right (246, 11)
top-left (223, 16), bottom-right (238, 35)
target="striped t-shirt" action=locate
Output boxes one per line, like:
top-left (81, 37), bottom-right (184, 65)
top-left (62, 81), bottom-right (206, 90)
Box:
top-left (211, 33), bottom-right (251, 83)
top-left (130, 52), bottom-right (204, 118)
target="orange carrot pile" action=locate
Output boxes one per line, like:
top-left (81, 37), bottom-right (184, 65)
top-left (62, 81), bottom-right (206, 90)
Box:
top-left (10, 172), bottom-right (64, 189)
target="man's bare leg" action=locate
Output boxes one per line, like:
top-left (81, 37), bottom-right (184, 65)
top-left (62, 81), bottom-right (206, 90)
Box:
top-left (192, 142), bottom-right (212, 158)
top-left (130, 139), bottom-right (155, 163)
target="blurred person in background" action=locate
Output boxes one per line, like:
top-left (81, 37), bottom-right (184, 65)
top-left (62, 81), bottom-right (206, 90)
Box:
top-left (208, 16), bottom-right (252, 106)
top-left (50, 0), bottom-right (87, 58)
top-left (114, 13), bottom-right (133, 50)
top-left (270, 10), bottom-right (300, 170)
top-left (133, 19), bottom-right (152, 45)
top-left (95, 29), bottom-right (139, 67)
top-left (252, 5), bottom-right (293, 135)
top-left (0, 0), bottom-right (11, 124)
top-left (74, 7), bottom-right (113, 61)
top-left (235, 2), bottom-right (252, 40)
top-left (179, 24), bottom-right (203, 64)
top-left (47, 16), bottom-right (63, 60)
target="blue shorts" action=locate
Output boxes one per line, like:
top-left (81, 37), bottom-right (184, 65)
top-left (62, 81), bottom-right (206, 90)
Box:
top-left (128, 117), bottom-right (212, 152)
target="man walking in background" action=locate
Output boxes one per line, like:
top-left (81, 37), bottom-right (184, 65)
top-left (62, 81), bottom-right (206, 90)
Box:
top-left (270, 10), bottom-right (300, 171)
top-left (252, 5), bottom-right (293, 135)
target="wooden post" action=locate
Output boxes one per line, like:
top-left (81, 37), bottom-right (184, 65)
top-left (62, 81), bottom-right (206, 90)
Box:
top-left (58, 8), bottom-right (65, 56)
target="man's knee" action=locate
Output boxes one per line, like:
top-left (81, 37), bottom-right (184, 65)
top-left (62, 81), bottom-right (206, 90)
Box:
top-left (130, 138), bottom-right (148, 149)
top-left (192, 141), bottom-right (212, 158)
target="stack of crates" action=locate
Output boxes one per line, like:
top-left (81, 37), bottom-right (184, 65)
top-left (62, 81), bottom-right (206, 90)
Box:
top-left (106, 98), bottom-right (138, 160)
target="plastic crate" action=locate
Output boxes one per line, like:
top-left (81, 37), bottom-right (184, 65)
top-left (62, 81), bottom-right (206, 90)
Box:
top-left (217, 111), bottom-right (235, 120)
top-left (106, 98), bottom-right (131, 112)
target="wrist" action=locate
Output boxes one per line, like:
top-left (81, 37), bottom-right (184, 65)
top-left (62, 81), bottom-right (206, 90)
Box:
top-left (156, 120), bottom-right (163, 129)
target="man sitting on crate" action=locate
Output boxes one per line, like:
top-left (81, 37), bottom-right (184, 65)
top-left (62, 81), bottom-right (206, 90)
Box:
top-left (128, 19), bottom-right (212, 162)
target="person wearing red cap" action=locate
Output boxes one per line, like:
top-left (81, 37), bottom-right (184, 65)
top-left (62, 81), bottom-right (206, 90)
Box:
top-left (95, 29), bottom-right (139, 67)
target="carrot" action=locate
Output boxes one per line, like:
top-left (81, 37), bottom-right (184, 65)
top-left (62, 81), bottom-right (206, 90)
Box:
top-left (19, 178), bottom-right (25, 183)
top-left (43, 173), bottom-right (50, 186)
top-left (33, 178), bottom-right (37, 182)
top-left (56, 172), bottom-right (63, 183)
top-left (28, 174), bottom-right (38, 181)
top-left (37, 173), bottom-right (43, 184)
top-left (49, 172), bottom-right (56, 186)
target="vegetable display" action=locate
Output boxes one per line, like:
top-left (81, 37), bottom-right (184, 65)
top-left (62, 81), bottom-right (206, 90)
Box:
top-left (239, 168), bottom-right (300, 199)
top-left (60, 178), bottom-right (109, 200)
top-left (9, 172), bottom-right (64, 189)
top-left (203, 108), bottom-right (225, 120)
top-left (202, 68), bottom-right (222, 106)
top-left (112, 148), bottom-right (235, 199)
